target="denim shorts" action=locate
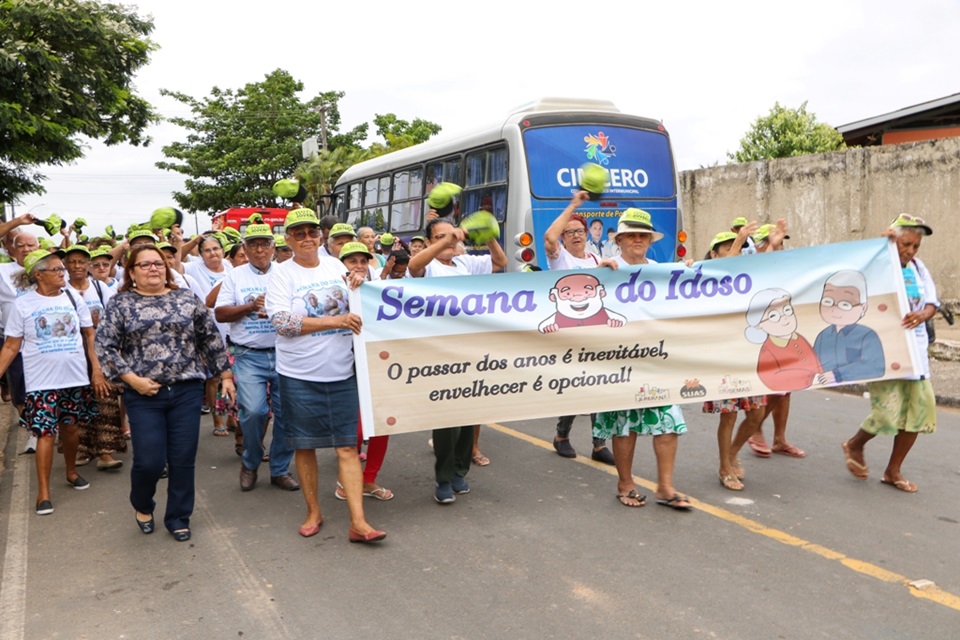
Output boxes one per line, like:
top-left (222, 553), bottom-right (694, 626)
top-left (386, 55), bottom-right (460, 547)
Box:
top-left (279, 374), bottom-right (358, 449)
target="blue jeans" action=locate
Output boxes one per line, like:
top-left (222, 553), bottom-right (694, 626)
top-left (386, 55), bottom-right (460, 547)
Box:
top-left (124, 380), bottom-right (204, 533)
top-left (233, 346), bottom-right (293, 477)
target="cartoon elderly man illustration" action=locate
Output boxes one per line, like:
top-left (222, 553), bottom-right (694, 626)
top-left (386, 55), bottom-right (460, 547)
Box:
top-left (813, 270), bottom-right (885, 385)
top-left (538, 273), bottom-right (626, 333)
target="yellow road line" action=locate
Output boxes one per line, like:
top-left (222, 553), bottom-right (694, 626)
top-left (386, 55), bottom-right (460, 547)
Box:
top-left (485, 421), bottom-right (960, 612)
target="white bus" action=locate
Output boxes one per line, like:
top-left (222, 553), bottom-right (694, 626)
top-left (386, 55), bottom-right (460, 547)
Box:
top-left (332, 97), bottom-right (686, 269)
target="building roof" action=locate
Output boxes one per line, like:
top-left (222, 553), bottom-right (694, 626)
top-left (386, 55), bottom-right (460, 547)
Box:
top-left (837, 92), bottom-right (960, 146)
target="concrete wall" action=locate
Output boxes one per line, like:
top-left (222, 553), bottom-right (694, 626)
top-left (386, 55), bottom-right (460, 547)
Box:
top-left (679, 137), bottom-right (960, 300)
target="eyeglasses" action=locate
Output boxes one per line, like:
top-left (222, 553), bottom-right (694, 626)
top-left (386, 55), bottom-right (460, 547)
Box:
top-left (291, 227), bottom-right (321, 241)
top-left (898, 214), bottom-right (926, 224)
top-left (245, 239), bottom-right (273, 250)
top-left (36, 267), bottom-right (67, 274)
top-left (562, 228), bottom-right (587, 237)
top-left (135, 261), bottom-right (166, 271)
top-left (820, 298), bottom-right (860, 312)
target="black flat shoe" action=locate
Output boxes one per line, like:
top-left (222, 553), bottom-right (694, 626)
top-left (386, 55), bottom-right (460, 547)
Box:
top-left (172, 529), bottom-right (191, 542)
top-left (135, 513), bottom-right (154, 534)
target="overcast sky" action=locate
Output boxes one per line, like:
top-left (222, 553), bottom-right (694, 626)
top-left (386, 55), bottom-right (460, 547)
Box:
top-left (13, 0), bottom-right (960, 238)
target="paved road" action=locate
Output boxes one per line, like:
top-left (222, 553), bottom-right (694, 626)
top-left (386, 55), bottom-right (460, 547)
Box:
top-left (1, 390), bottom-right (959, 639)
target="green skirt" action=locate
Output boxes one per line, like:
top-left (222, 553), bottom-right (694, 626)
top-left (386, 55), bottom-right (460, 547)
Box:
top-left (593, 405), bottom-right (687, 439)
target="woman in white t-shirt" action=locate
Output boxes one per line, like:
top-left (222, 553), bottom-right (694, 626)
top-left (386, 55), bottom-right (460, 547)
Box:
top-left (184, 235), bottom-right (232, 432)
top-left (0, 250), bottom-right (109, 515)
top-left (264, 209), bottom-right (385, 544)
top-left (64, 245), bottom-right (124, 470)
top-left (542, 191), bottom-right (619, 465)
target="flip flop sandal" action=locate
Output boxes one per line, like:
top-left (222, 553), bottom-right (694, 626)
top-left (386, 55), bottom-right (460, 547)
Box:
top-left (772, 444), bottom-right (806, 458)
top-left (748, 438), bottom-right (772, 457)
top-left (656, 494), bottom-right (693, 511)
top-left (616, 489), bottom-right (646, 507)
top-left (363, 486), bottom-right (395, 501)
top-left (471, 454), bottom-right (490, 467)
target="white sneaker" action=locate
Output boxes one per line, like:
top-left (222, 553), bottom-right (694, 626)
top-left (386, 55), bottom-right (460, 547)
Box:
top-left (24, 435), bottom-right (37, 454)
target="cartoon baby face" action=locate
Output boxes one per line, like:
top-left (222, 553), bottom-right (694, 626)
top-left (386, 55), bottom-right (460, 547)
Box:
top-left (758, 296), bottom-right (796, 338)
top-left (819, 284), bottom-right (865, 328)
top-left (550, 273), bottom-right (605, 319)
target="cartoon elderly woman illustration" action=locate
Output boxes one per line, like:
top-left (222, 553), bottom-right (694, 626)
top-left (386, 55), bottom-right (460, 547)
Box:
top-left (745, 288), bottom-right (823, 392)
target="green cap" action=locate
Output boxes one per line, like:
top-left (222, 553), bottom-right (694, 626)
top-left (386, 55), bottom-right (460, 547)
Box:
top-left (411, 235), bottom-right (425, 243)
top-left (284, 208), bottom-right (320, 232)
top-left (616, 208), bottom-right (664, 242)
top-left (211, 232), bottom-right (228, 248)
top-left (427, 182), bottom-right (462, 213)
top-left (273, 178), bottom-right (307, 202)
top-left (89, 248), bottom-right (112, 260)
top-left (243, 224), bottom-right (274, 241)
top-left (379, 233), bottom-right (395, 247)
top-left (889, 214), bottom-right (933, 236)
top-left (24, 248), bottom-right (64, 276)
top-left (274, 234), bottom-right (289, 249)
top-left (752, 224), bottom-right (790, 244)
top-left (329, 223), bottom-right (357, 238)
top-left (38, 238), bottom-right (55, 250)
top-left (150, 207), bottom-right (184, 230)
top-left (579, 163), bottom-right (609, 197)
top-left (731, 216), bottom-right (748, 228)
top-left (338, 241), bottom-right (374, 261)
top-left (35, 214), bottom-right (64, 237)
top-left (63, 244), bottom-right (91, 258)
top-left (222, 226), bottom-right (241, 242)
top-left (128, 229), bottom-right (157, 243)
top-left (156, 242), bottom-right (176, 253)
top-left (710, 231), bottom-right (738, 251)
top-left (461, 210), bottom-right (500, 244)
top-left (248, 212), bottom-right (264, 225)
top-left (105, 224), bottom-right (116, 238)
top-left (73, 217), bottom-right (88, 230)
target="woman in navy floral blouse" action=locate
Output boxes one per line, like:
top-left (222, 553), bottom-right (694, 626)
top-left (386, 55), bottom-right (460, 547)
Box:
top-left (96, 246), bottom-right (235, 542)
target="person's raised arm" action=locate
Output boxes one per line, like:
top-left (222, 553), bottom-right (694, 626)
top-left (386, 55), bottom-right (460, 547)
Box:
top-left (408, 227), bottom-right (464, 277)
top-left (0, 214), bottom-right (36, 242)
top-left (544, 191), bottom-right (589, 260)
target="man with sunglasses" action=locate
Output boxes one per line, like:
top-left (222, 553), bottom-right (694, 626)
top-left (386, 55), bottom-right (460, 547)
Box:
top-left (215, 224), bottom-right (299, 493)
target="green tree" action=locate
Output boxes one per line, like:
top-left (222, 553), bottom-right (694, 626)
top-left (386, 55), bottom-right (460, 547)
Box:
top-left (295, 112), bottom-right (442, 209)
top-left (157, 69), bottom-right (367, 213)
top-left (728, 101), bottom-right (845, 163)
top-left (0, 0), bottom-right (159, 204)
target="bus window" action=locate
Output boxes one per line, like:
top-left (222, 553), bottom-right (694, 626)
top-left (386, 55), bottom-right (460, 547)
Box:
top-left (364, 176), bottom-right (389, 208)
top-left (464, 146), bottom-right (508, 222)
top-left (393, 168), bottom-right (423, 200)
top-left (348, 183), bottom-right (362, 210)
top-left (462, 188), bottom-right (507, 222)
top-left (391, 200), bottom-right (422, 233)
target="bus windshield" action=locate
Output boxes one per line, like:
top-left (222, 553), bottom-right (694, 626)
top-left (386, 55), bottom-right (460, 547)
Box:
top-left (523, 125), bottom-right (676, 200)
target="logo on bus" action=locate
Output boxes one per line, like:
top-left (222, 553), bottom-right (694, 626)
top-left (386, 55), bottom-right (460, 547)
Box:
top-left (584, 131), bottom-right (616, 165)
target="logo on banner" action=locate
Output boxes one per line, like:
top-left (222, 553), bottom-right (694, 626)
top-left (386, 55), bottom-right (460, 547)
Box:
top-left (583, 131), bottom-right (616, 165)
top-left (718, 374), bottom-right (752, 395)
top-left (635, 383), bottom-right (670, 403)
top-left (679, 378), bottom-right (707, 399)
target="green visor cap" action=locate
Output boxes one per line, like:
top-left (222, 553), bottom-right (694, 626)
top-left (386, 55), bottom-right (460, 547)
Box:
top-left (243, 224), bottom-right (274, 241)
top-left (579, 163), bottom-right (609, 194)
top-left (329, 223), bottom-right (356, 238)
top-left (63, 244), bottom-right (91, 258)
top-left (731, 216), bottom-right (748, 228)
top-left (274, 234), bottom-right (289, 248)
top-left (461, 210), bottom-right (500, 244)
top-left (150, 207), bottom-right (183, 230)
top-left (379, 233), bottom-right (395, 246)
top-left (339, 241), bottom-right (374, 261)
top-left (426, 182), bottom-right (462, 209)
top-left (889, 214), bottom-right (933, 236)
top-left (284, 208), bottom-right (320, 232)
top-left (128, 229), bottom-right (157, 242)
top-left (710, 231), bottom-right (738, 251)
top-left (24, 248), bottom-right (65, 275)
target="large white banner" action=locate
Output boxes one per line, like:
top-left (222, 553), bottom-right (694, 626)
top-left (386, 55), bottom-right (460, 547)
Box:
top-left (352, 238), bottom-right (917, 437)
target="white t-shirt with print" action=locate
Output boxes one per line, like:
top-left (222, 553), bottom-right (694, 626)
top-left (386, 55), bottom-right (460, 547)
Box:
top-left (423, 254), bottom-right (492, 278)
top-left (6, 289), bottom-right (93, 392)
top-left (216, 263), bottom-right (277, 349)
top-left (265, 257), bottom-right (354, 382)
top-left (547, 244), bottom-right (600, 271)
